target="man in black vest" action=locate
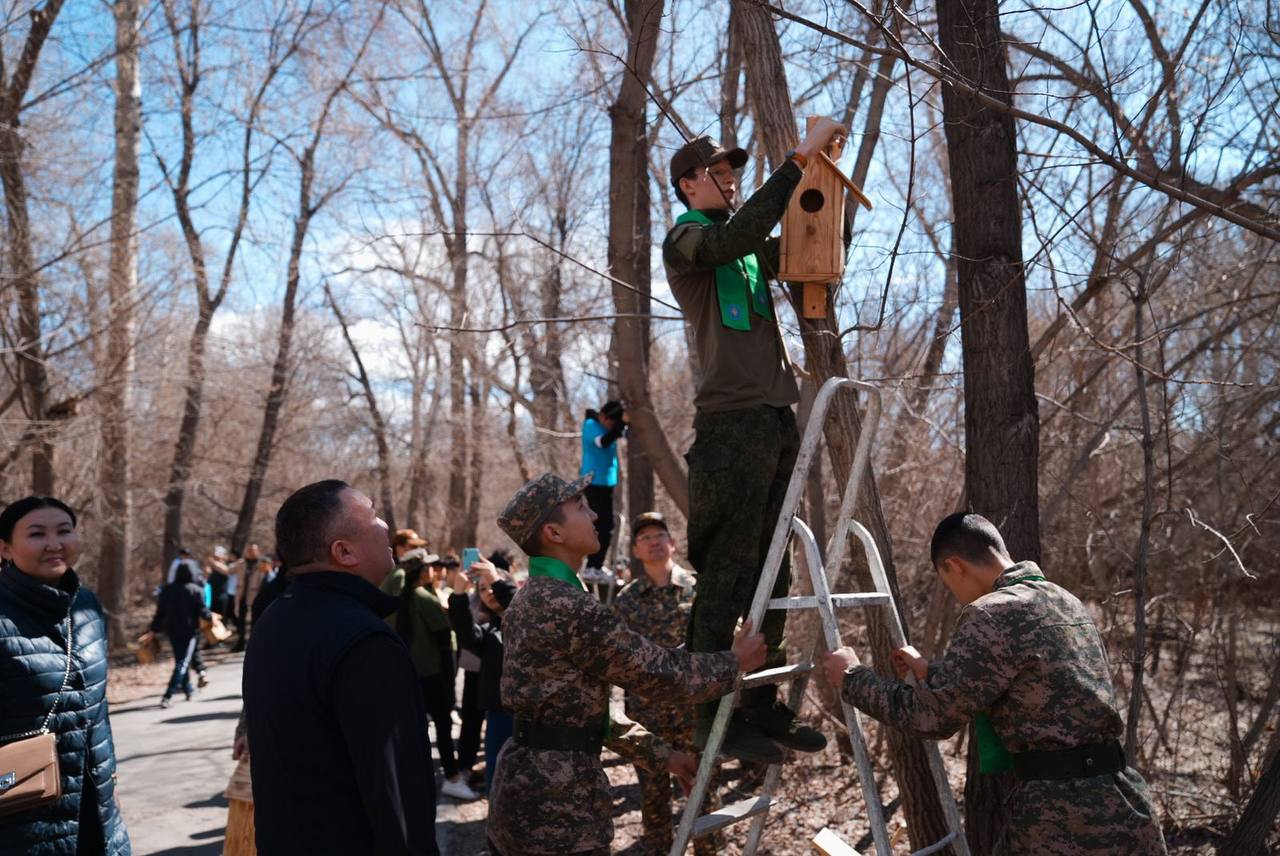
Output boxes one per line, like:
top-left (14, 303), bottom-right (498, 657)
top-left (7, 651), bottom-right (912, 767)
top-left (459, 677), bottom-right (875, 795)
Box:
top-left (244, 479), bottom-right (439, 855)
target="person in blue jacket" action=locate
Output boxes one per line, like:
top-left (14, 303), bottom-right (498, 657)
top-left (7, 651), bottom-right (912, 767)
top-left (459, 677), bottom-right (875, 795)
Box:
top-left (0, 496), bottom-right (131, 854)
top-left (579, 399), bottom-right (627, 575)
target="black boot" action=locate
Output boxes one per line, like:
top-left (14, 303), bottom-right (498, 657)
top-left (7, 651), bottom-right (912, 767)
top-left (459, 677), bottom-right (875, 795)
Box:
top-left (740, 701), bottom-right (827, 753)
top-left (695, 711), bottom-right (786, 764)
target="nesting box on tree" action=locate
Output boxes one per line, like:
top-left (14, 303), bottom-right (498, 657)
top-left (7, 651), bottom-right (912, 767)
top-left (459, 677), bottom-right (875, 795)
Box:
top-left (778, 117), bottom-right (873, 318)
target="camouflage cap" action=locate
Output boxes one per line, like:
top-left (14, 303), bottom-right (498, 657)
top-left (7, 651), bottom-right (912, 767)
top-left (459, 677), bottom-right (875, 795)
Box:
top-left (669, 135), bottom-right (748, 187)
top-left (497, 472), bottom-right (593, 547)
top-left (630, 511), bottom-right (670, 543)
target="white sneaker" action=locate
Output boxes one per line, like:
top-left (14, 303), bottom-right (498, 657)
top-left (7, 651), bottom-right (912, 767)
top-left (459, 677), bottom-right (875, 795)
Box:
top-left (440, 777), bottom-right (479, 801)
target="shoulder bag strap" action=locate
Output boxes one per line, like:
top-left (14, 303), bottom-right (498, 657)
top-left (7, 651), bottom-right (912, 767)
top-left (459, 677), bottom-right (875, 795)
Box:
top-left (0, 609), bottom-right (74, 743)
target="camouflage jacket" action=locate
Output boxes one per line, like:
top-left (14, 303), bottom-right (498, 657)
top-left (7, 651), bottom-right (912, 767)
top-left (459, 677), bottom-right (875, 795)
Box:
top-left (489, 575), bottom-right (739, 854)
top-left (614, 565), bottom-right (698, 732)
top-left (841, 562), bottom-right (1125, 751)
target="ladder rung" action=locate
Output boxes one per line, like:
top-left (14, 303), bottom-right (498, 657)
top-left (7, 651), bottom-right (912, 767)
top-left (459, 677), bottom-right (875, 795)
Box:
top-left (691, 795), bottom-right (774, 838)
top-left (767, 592), bottom-right (892, 610)
top-left (741, 662), bottom-right (812, 689)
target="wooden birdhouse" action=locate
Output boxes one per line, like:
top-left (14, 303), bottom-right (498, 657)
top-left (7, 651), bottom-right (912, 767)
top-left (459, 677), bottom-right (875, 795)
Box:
top-left (778, 117), bottom-right (873, 318)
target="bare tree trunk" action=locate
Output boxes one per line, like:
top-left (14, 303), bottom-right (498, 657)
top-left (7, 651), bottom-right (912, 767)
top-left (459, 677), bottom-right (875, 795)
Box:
top-left (1126, 283), bottom-right (1154, 763)
top-left (325, 282), bottom-right (396, 531)
top-left (608, 0), bottom-right (668, 517)
top-left (445, 124), bottom-right (470, 550)
top-left (229, 62), bottom-right (356, 553)
top-left (465, 371), bottom-right (486, 545)
top-left (157, 0), bottom-right (297, 567)
top-left (732, 2), bottom-right (954, 849)
top-left (0, 0), bottom-right (66, 494)
top-left (936, 0), bottom-right (1041, 846)
top-left (97, 0), bottom-right (141, 644)
top-left (1219, 746), bottom-right (1280, 856)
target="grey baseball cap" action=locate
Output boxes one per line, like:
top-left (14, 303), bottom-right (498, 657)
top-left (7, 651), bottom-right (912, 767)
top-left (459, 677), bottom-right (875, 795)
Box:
top-left (498, 472), bottom-right (592, 547)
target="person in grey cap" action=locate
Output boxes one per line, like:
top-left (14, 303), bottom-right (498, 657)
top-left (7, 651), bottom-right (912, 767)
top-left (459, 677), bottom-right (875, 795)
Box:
top-left (485, 473), bottom-right (766, 856)
top-left (663, 120), bottom-right (848, 763)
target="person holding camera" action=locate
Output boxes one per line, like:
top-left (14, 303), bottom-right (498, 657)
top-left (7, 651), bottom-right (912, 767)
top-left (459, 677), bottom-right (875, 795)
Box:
top-left (579, 400), bottom-right (626, 579)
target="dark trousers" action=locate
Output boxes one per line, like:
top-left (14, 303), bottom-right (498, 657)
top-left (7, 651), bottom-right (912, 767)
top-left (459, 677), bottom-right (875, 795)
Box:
top-left (164, 635), bottom-right (199, 697)
top-left (584, 484), bottom-right (615, 570)
top-left (686, 405), bottom-right (799, 717)
top-left (457, 669), bottom-right (483, 771)
top-left (421, 673), bottom-right (459, 778)
top-left (483, 710), bottom-right (513, 792)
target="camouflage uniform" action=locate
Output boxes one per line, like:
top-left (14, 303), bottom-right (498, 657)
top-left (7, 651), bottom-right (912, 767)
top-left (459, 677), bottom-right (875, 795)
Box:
top-left (487, 574), bottom-right (739, 855)
top-left (663, 161), bottom-right (807, 715)
top-left (614, 566), bottom-right (721, 856)
top-left (841, 562), bottom-right (1167, 855)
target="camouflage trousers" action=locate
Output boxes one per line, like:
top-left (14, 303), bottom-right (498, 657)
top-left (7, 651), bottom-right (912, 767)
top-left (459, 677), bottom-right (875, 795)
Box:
top-left (997, 768), bottom-right (1167, 855)
top-left (634, 718), bottom-right (721, 856)
top-left (686, 405), bottom-right (798, 716)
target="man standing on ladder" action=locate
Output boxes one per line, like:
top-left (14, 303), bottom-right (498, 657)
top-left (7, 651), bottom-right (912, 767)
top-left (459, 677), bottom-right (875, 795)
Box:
top-left (662, 118), bottom-right (846, 762)
top-left (823, 513), bottom-right (1167, 854)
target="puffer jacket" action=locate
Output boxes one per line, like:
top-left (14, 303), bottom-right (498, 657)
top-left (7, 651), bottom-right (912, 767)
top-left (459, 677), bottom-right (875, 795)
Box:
top-left (0, 564), bottom-right (131, 854)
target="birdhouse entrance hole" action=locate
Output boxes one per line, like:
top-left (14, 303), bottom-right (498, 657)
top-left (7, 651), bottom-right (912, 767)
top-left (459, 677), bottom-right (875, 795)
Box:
top-left (799, 188), bottom-right (825, 213)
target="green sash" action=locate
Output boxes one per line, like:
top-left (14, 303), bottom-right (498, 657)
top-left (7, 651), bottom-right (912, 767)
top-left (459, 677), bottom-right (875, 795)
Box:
top-left (527, 555), bottom-right (585, 592)
top-left (675, 209), bottom-right (773, 331)
top-left (976, 572), bottom-right (1046, 773)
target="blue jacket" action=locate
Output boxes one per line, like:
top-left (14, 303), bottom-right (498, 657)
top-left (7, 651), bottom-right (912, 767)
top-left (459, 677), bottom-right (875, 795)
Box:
top-left (0, 566), bottom-right (131, 854)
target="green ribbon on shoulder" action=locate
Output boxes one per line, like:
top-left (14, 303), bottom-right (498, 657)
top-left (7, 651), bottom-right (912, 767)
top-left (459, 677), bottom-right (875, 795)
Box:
top-left (527, 556), bottom-right (585, 592)
top-left (975, 572), bottom-right (1046, 773)
top-left (675, 209), bottom-right (773, 331)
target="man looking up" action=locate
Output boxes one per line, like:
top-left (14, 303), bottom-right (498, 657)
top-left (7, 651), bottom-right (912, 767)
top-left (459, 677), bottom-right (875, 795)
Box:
top-left (614, 512), bottom-right (720, 856)
top-left (663, 119), bottom-right (846, 762)
top-left (822, 513), bottom-right (1167, 855)
top-left (244, 480), bottom-right (438, 855)
top-left (486, 473), bottom-right (765, 856)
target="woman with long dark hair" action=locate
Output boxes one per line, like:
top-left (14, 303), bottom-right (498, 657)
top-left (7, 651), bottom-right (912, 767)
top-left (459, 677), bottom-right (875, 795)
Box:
top-left (0, 496), bottom-right (131, 853)
top-left (394, 552), bottom-right (477, 801)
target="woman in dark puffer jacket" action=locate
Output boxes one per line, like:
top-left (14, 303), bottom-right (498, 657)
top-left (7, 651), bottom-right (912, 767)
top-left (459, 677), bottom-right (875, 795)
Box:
top-left (0, 496), bottom-right (131, 854)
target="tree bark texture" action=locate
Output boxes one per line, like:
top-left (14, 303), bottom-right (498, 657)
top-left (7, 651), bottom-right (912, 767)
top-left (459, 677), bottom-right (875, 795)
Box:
top-left (0, 0), bottom-right (66, 494)
top-left (1219, 745), bottom-right (1280, 855)
top-left (446, 121), bottom-right (472, 550)
top-left (608, 0), bottom-right (688, 517)
top-left (936, 0), bottom-right (1042, 848)
top-left (732, 1), bottom-right (955, 850)
top-left (97, 0), bottom-right (141, 644)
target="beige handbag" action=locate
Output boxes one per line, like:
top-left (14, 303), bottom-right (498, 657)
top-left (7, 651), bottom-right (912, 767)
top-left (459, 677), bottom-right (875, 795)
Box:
top-left (200, 612), bottom-right (232, 645)
top-left (0, 612), bottom-right (72, 817)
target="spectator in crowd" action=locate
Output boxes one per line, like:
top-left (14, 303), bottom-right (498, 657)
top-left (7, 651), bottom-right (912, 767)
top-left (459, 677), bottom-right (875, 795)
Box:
top-left (223, 548), bottom-right (242, 632)
top-left (613, 512), bottom-right (720, 856)
top-left (392, 549), bottom-right (478, 801)
top-left (579, 400), bottom-right (626, 579)
top-left (249, 554), bottom-right (288, 626)
top-left (149, 561), bottom-right (213, 707)
top-left (446, 558), bottom-right (516, 791)
top-left (244, 479), bottom-right (438, 855)
top-left (0, 496), bottom-right (131, 853)
top-left (205, 546), bottom-right (232, 644)
top-left (166, 546), bottom-right (202, 583)
top-left (383, 529), bottom-right (434, 593)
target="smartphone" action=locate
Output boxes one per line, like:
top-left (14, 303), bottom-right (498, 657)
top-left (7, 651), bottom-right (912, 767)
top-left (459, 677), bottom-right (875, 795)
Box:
top-left (462, 547), bottom-right (481, 576)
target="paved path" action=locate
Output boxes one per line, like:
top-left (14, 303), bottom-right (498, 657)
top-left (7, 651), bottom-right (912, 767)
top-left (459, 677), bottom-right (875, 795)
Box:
top-left (110, 650), bottom-right (469, 855)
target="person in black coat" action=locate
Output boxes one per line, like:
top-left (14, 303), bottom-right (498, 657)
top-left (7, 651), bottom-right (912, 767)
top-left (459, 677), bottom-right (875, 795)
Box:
top-left (244, 479), bottom-right (439, 855)
top-left (150, 562), bottom-right (212, 708)
top-left (0, 496), bottom-right (131, 854)
top-left (445, 558), bottom-right (516, 792)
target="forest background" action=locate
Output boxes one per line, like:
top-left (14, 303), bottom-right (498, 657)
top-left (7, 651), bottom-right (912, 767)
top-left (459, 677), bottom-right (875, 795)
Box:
top-left (0, 0), bottom-right (1276, 851)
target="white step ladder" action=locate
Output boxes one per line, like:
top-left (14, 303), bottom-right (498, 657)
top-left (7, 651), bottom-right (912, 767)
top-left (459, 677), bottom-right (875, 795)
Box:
top-left (669, 378), bottom-right (969, 856)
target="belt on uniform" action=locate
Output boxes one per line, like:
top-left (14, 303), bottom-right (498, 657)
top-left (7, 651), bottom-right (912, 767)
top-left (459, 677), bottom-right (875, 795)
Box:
top-left (513, 720), bottom-right (604, 754)
top-left (1012, 741), bottom-right (1125, 781)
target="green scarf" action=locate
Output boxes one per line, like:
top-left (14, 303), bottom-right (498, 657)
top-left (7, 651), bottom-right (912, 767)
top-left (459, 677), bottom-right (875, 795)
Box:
top-left (527, 556), bottom-right (585, 591)
top-left (675, 209), bottom-right (773, 331)
top-left (975, 571), bottom-right (1046, 773)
